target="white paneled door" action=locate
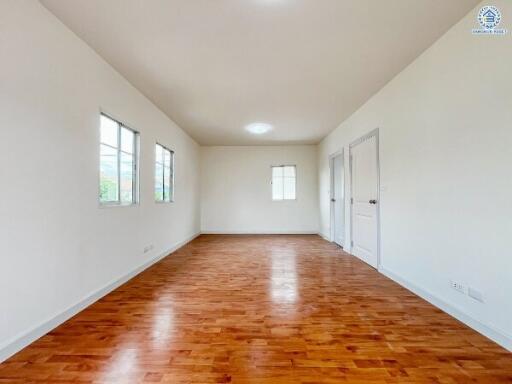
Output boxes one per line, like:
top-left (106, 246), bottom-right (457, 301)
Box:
top-left (350, 131), bottom-right (379, 268)
top-left (331, 153), bottom-right (344, 246)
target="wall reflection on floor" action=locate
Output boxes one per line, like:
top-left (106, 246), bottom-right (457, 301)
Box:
top-left (152, 306), bottom-right (174, 348)
top-left (270, 248), bottom-right (297, 304)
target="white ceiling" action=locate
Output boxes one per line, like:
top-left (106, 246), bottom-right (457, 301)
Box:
top-left (41, 0), bottom-right (479, 145)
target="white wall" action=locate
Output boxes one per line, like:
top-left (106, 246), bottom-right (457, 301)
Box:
top-left (0, 0), bottom-right (200, 360)
top-left (318, 0), bottom-right (512, 349)
top-left (201, 146), bottom-right (319, 234)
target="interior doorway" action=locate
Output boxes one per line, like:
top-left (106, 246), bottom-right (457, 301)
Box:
top-left (330, 150), bottom-right (345, 247)
top-left (349, 129), bottom-right (380, 269)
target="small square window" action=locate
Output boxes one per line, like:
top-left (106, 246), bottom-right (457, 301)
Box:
top-left (272, 165), bottom-right (296, 200)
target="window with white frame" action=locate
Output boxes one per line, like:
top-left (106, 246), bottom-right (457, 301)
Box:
top-left (99, 114), bottom-right (139, 205)
top-left (155, 143), bottom-right (174, 202)
top-left (272, 165), bottom-right (296, 200)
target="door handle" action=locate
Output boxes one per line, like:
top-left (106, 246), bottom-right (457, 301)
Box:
top-left (331, 198), bottom-right (336, 202)
top-left (369, 199), bottom-right (377, 204)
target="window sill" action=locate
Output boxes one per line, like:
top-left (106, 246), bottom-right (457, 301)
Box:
top-left (99, 202), bottom-right (139, 209)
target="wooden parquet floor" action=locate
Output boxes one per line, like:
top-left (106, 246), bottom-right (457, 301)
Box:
top-left (1, 235), bottom-right (511, 383)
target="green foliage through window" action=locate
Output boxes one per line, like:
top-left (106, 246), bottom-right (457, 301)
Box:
top-left (99, 114), bottom-right (138, 205)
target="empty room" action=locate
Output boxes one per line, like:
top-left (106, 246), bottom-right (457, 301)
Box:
top-left (1, 0), bottom-right (511, 383)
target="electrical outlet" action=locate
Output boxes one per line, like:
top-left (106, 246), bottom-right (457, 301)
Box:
top-left (450, 280), bottom-right (466, 294)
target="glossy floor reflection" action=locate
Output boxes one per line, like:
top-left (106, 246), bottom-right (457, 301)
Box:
top-left (1, 235), bottom-right (511, 383)
top-left (270, 248), bottom-right (297, 305)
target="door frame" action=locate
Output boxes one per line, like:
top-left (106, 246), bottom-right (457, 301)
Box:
top-left (349, 128), bottom-right (381, 269)
top-left (329, 149), bottom-right (344, 246)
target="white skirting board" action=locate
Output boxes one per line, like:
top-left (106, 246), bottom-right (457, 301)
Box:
top-left (319, 232), bottom-right (331, 242)
top-left (0, 232), bottom-right (200, 363)
top-left (200, 230), bottom-right (319, 235)
top-left (379, 267), bottom-right (512, 352)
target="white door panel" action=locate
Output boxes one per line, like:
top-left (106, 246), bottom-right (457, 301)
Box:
top-left (350, 133), bottom-right (379, 268)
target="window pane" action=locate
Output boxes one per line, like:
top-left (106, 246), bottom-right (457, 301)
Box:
top-left (169, 152), bottom-right (174, 201)
top-left (163, 166), bottom-right (171, 201)
top-left (284, 166), bottom-right (295, 177)
top-left (284, 177), bottom-right (296, 199)
top-left (121, 127), bottom-right (134, 154)
top-left (155, 161), bottom-right (163, 201)
top-left (156, 145), bottom-right (173, 202)
top-left (155, 144), bottom-right (163, 163)
top-left (100, 115), bottom-right (118, 147)
top-left (272, 179), bottom-right (283, 200)
top-left (272, 165), bottom-right (296, 200)
top-left (163, 148), bottom-right (171, 166)
top-left (100, 144), bottom-right (118, 202)
top-left (120, 152), bottom-right (134, 203)
top-left (272, 166), bottom-right (283, 178)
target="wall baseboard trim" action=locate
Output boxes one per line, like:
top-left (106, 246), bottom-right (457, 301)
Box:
top-left (319, 232), bottom-right (331, 241)
top-left (0, 232), bottom-right (201, 363)
top-left (201, 230), bottom-right (319, 235)
top-left (379, 267), bottom-right (512, 352)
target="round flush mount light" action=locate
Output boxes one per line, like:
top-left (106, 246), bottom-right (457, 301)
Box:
top-left (245, 122), bottom-right (273, 135)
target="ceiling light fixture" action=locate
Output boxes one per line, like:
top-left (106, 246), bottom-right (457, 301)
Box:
top-left (245, 122), bottom-right (273, 135)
